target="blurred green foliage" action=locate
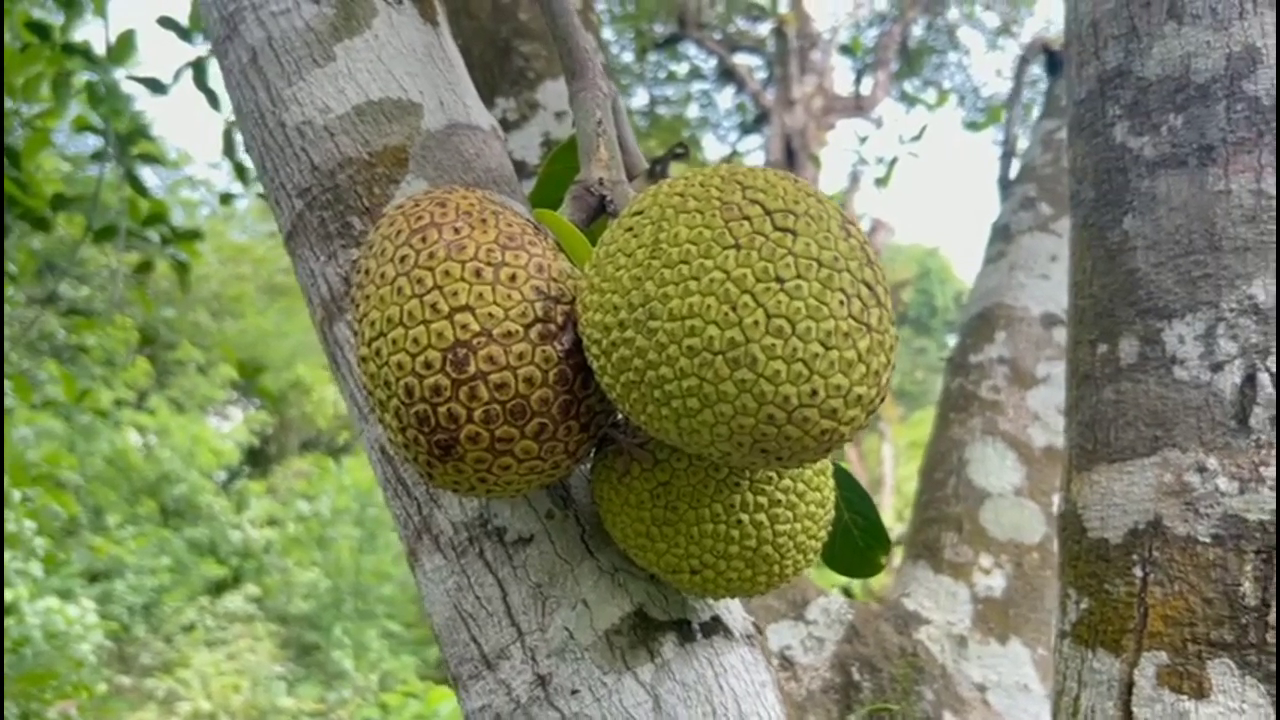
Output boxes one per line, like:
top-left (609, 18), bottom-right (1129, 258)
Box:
top-left (4, 2), bottom-right (459, 718)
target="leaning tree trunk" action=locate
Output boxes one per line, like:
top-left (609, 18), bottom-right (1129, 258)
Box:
top-left (199, 2), bottom-right (786, 716)
top-left (746, 47), bottom-right (1068, 719)
top-left (1055, 0), bottom-right (1277, 716)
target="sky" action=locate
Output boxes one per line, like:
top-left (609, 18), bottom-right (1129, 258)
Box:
top-left (103, 1), bottom-right (1063, 285)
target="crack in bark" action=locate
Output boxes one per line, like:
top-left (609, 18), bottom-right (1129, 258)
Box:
top-left (1122, 535), bottom-right (1157, 719)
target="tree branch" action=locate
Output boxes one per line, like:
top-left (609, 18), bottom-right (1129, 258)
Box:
top-left (537, 0), bottom-right (633, 228)
top-left (828, 1), bottom-right (919, 119)
top-left (997, 36), bottom-right (1057, 201)
top-left (611, 93), bottom-right (649, 182)
top-left (673, 1), bottom-right (773, 112)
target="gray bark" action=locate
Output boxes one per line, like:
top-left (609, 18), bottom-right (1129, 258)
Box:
top-left (199, 1), bottom-right (786, 716)
top-left (443, 0), bottom-right (595, 185)
top-left (1056, 0), bottom-right (1277, 716)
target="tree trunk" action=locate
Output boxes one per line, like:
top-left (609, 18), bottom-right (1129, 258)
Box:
top-left (746, 48), bottom-right (1069, 719)
top-left (199, 2), bottom-right (786, 716)
top-left (442, 0), bottom-right (595, 186)
top-left (1055, 0), bottom-right (1277, 716)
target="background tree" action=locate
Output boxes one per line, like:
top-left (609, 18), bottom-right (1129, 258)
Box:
top-left (1055, 0), bottom-right (1276, 714)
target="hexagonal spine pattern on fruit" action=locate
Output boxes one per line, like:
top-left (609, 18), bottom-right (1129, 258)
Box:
top-left (578, 164), bottom-right (899, 471)
top-left (351, 186), bottom-right (613, 498)
top-left (591, 438), bottom-right (836, 599)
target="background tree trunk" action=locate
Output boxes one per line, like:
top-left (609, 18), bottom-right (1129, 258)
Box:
top-left (1056, 0), bottom-right (1277, 715)
top-left (199, 2), bottom-right (787, 716)
top-left (745, 47), bottom-right (1068, 719)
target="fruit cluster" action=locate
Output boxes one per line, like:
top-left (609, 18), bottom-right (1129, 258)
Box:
top-left (351, 164), bottom-right (898, 599)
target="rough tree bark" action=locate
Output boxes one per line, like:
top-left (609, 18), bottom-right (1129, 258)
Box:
top-left (746, 48), bottom-right (1068, 719)
top-left (1055, 0), bottom-right (1277, 716)
top-left (442, 0), bottom-right (595, 186)
top-left (199, 2), bottom-right (786, 716)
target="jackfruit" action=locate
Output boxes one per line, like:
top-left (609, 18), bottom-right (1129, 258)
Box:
top-left (351, 186), bottom-right (612, 498)
top-left (591, 438), bottom-right (835, 599)
top-left (578, 163), bottom-right (898, 470)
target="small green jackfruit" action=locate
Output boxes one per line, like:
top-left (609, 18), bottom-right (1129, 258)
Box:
top-left (577, 163), bottom-right (898, 471)
top-left (591, 438), bottom-right (835, 599)
top-left (351, 186), bottom-right (612, 498)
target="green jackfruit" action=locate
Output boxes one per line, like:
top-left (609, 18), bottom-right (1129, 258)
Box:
top-left (351, 186), bottom-right (613, 498)
top-left (577, 163), bottom-right (898, 470)
top-left (591, 438), bottom-right (835, 599)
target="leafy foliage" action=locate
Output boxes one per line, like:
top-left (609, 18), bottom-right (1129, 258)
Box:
top-left (4, 2), bottom-right (459, 717)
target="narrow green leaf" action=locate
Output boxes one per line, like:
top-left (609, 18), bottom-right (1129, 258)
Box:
top-left (155, 15), bottom-right (194, 44)
top-left (107, 29), bottom-right (138, 65)
top-left (532, 208), bottom-right (593, 270)
top-left (187, 0), bottom-right (205, 36)
top-left (51, 71), bottom-right (74, 110)
top-left (191, 56), bottom-right (221, 112)
top-left (585, 216), bottom-right (609, 246)
top-left (22, 19), bottom-right (56, 43)
top-left (820, 462), bottom-right (892, 580)
top-left (220, 122), bottom-right (238, 163)
top-left (91, 223), bottom-right (120, 242)
top-left (527, 135), bottom-right (579, 210)
top-left (127, 75), bottom-right (170, 96)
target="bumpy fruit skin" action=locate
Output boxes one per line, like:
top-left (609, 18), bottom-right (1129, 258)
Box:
top-left (351, 186), bottom-right (612, 498)
top-left (578, 163), bottom-right (898, 470)
top-left (591, 439), bottom-right (835, 599)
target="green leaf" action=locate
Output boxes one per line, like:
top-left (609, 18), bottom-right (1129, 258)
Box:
top-left (22, 19), bottom-right (56, 43)
top-left (585, 216), bottom-right (609, 246)
top-left (527, 135), bottom-right (579, 210)
top-left (107, 29), bottom-right (138, 66)
top-left (127, 75), bottom-right (170, 96)
top-left (873, 156), bottom-right (899, 190)
top-left (820, 462), bottom-right (892, 580)
top-left (191, 56), bottom-right (221, 112)
top-left (532, 208), bottom-right (593, 270)
top-left (155, 15), bottom-right (194, 44)
top-left (187, 0), bottom-right (205, 36)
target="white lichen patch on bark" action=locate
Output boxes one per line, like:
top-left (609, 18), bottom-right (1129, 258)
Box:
top-left (960, 212), bottom-right (1071, 327)
top-left (971, 552), bottom-right (1009, 599)
top-left (494, 78), bottom-right (574, 184)
top-left (1025, 357), bottom-right (1066, 450)
top-left (1054, 638), bottom-right (1126, 718)
top-left (763, 592), bottom-right (856, 666)
top-left (978, 495), bottom-right (1049, 545)
top-left (1156, 275), bottom-right (1278, 410)
top-left (894, 562), bottom-right (1051, 719)
top-left (1132, 653), bottom-right (1277, 720)
top-left (1072, 448), bottom-right (1277, 543)
top-left (278, 4), bottom-right (495, 133)
top-left (965, 435), bottom-right (1027, 495)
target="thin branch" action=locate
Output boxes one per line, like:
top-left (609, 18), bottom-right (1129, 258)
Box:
top-left (672, 1), bottom-right (773, 112)
top-left (611, 94), bottom-right (649, 182)
top-left (537, 0), bottom-right (633, 229)
top-left (828, 0), bottom-right (919, 120)
top-left (997, 36), bottom-right (1053, 201)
